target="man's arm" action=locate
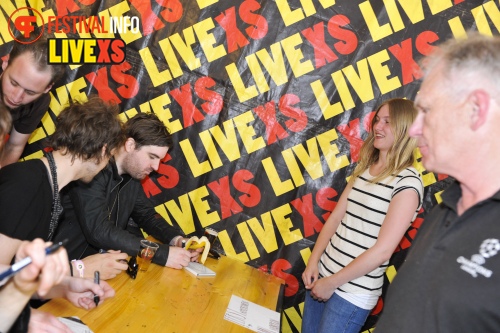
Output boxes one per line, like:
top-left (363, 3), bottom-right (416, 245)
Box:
top-left (69, 176), bottom-right (164, 263)
top-left (0, 129), bottom-right (30, 167)
top-left (130, 186), bottom-right (186, 265)
top-left (130, 187), bottom-right (182, 244)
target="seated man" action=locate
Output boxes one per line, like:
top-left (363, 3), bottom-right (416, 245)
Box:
top-left (0, 100), bottom-right (116, 333)
top-left (0, 36), bottom-right (65, 167)
top-left (0, 96), bottom-right (124, 262)
top-left (54, 113), bottom-right (198, 276)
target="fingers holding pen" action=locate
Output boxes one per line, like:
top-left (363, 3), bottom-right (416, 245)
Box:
top-left (14, 239), bottom-right (69, 297)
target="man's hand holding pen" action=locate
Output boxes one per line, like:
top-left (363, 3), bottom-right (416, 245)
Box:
top-left (46, 276), bottom-right (115, 310)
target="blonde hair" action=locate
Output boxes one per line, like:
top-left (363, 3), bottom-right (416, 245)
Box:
top-left (351, 98), bottom-right (418, 183)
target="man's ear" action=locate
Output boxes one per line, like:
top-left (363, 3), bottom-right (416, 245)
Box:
top-left (469, 89), bottom-right (489, 131)
top-left (1, 55), bottom-right (9, 71)
top-left (43, 82), bottom-right (54, 94)
top-left (124, 137), bottom-right (136, 152)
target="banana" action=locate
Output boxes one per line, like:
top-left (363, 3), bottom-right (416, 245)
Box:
top-left (184, 236), bottom-right (210, 264)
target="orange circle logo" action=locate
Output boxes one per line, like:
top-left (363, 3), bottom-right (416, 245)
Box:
top-left (8, 7), bottom-right (45, 44)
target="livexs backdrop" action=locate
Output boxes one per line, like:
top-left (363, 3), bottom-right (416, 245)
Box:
top-left (1, 0), bottom-right (495, 331)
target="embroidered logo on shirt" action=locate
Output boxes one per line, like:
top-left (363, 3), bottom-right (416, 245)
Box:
top-left (457, 238), bottom-right (499, 278)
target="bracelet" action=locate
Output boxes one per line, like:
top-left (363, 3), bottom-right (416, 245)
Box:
top-left (71, 259), bottom-right (85, 278)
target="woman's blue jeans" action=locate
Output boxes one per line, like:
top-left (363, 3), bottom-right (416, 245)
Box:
top-left (301, 290), bottom-right (370, 333)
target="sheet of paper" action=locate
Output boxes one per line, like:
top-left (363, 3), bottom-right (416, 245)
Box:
top-left (224, 295), bottom-right (280, 333)
top-left (58, 317), bottom-right (94, 333)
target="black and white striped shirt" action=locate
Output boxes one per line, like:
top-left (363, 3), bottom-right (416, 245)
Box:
top-left (318, 167), bottom-right (423, 296)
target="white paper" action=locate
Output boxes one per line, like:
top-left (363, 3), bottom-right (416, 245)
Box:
top-left (224, 295), bottom-right (280, 333)
top-left (58, 317), bottom-right (94, 333)
top-left (184, 262), bottom-right (216, 276)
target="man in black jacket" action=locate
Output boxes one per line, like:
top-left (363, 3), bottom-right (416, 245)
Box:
top-left (54, 113), bottom-right (198, 278)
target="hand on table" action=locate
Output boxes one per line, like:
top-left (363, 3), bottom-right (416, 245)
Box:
top-left (46, 276), bottom-right (115, 310)
top-left (165, 247), bottom-right (198, 269)
top-left (81, 250), bottom-right (128, 280)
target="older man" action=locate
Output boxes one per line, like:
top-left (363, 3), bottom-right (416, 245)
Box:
top-left (375, 35), bottom-right (500, 332)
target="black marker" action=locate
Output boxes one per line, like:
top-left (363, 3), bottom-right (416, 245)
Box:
top-left (0, 239), bottom-right (68, 282)
top-left (94, 271), bottom-right (100, 307)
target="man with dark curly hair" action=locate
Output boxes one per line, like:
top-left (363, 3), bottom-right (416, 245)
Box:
top-left (54, 112), bottom-right (199, 281)
top-left (0, 96), bottom-right (124, 256)
top-left (0, 96), bottom-right (122, 332)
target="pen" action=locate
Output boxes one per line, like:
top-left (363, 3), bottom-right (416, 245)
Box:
top-left (0, 239), bottom-right (69, 282)
top-left (94, 271), bottom-right (100, 307)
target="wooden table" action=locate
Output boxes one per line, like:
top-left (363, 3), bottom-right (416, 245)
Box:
top-left (40, 256), bottom-right (285, 332)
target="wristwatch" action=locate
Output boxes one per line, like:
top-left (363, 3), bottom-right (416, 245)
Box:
top-left (71, 259), bottom-right (85, 278)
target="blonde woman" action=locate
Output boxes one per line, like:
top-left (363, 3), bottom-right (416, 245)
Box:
top-left (301, 98), bottom-right (424, 333)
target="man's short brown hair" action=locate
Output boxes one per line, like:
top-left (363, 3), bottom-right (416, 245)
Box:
top-left (48, 96), bottom-right (125, 163)
top-left (9, 35), bottom-right (66, 85)
top-left (124, 113), bottom-right (172, 149)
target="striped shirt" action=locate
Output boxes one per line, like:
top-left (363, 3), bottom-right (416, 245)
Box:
top-left (318, 167), bottom-right (423, 296)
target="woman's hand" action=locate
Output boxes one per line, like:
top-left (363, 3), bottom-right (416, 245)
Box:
top-left (310, 277), bottom-right (336, 302)
top-left (302, 262), bottom-right (319, 290)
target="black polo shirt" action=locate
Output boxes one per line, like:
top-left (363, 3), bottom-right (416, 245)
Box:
top-left (376, 181), bottom-right (500, 332)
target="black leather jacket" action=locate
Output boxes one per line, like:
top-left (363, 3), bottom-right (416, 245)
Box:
top-left (55, 161), bottom-right (181, 265)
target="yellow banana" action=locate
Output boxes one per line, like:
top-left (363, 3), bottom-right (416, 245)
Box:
top-left (185, 236), bottom-right (210, 264)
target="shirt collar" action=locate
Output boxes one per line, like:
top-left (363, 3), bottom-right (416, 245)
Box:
top-left (441, 179), bottom-right (500, 212)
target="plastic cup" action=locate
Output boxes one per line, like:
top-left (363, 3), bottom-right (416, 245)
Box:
top-left (137, 240), bottom-right (159, 272)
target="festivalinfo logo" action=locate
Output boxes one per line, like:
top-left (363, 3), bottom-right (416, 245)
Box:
top-left (7, 7), bottom-right (138, 64)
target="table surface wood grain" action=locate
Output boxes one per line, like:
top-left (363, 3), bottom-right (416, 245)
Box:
top-left (40, 255), bottom-right (285, 332)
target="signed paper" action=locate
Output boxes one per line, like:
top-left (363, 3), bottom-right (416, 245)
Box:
top-left (58, 317), bottom-right (93, 333)
top-left (224, 295), bottom-right (280, 333)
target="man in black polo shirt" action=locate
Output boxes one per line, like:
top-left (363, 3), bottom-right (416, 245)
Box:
top-left (375, 35), bottom-right (500, 332)
top-left (0, 36), bottom-right (65, 167)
